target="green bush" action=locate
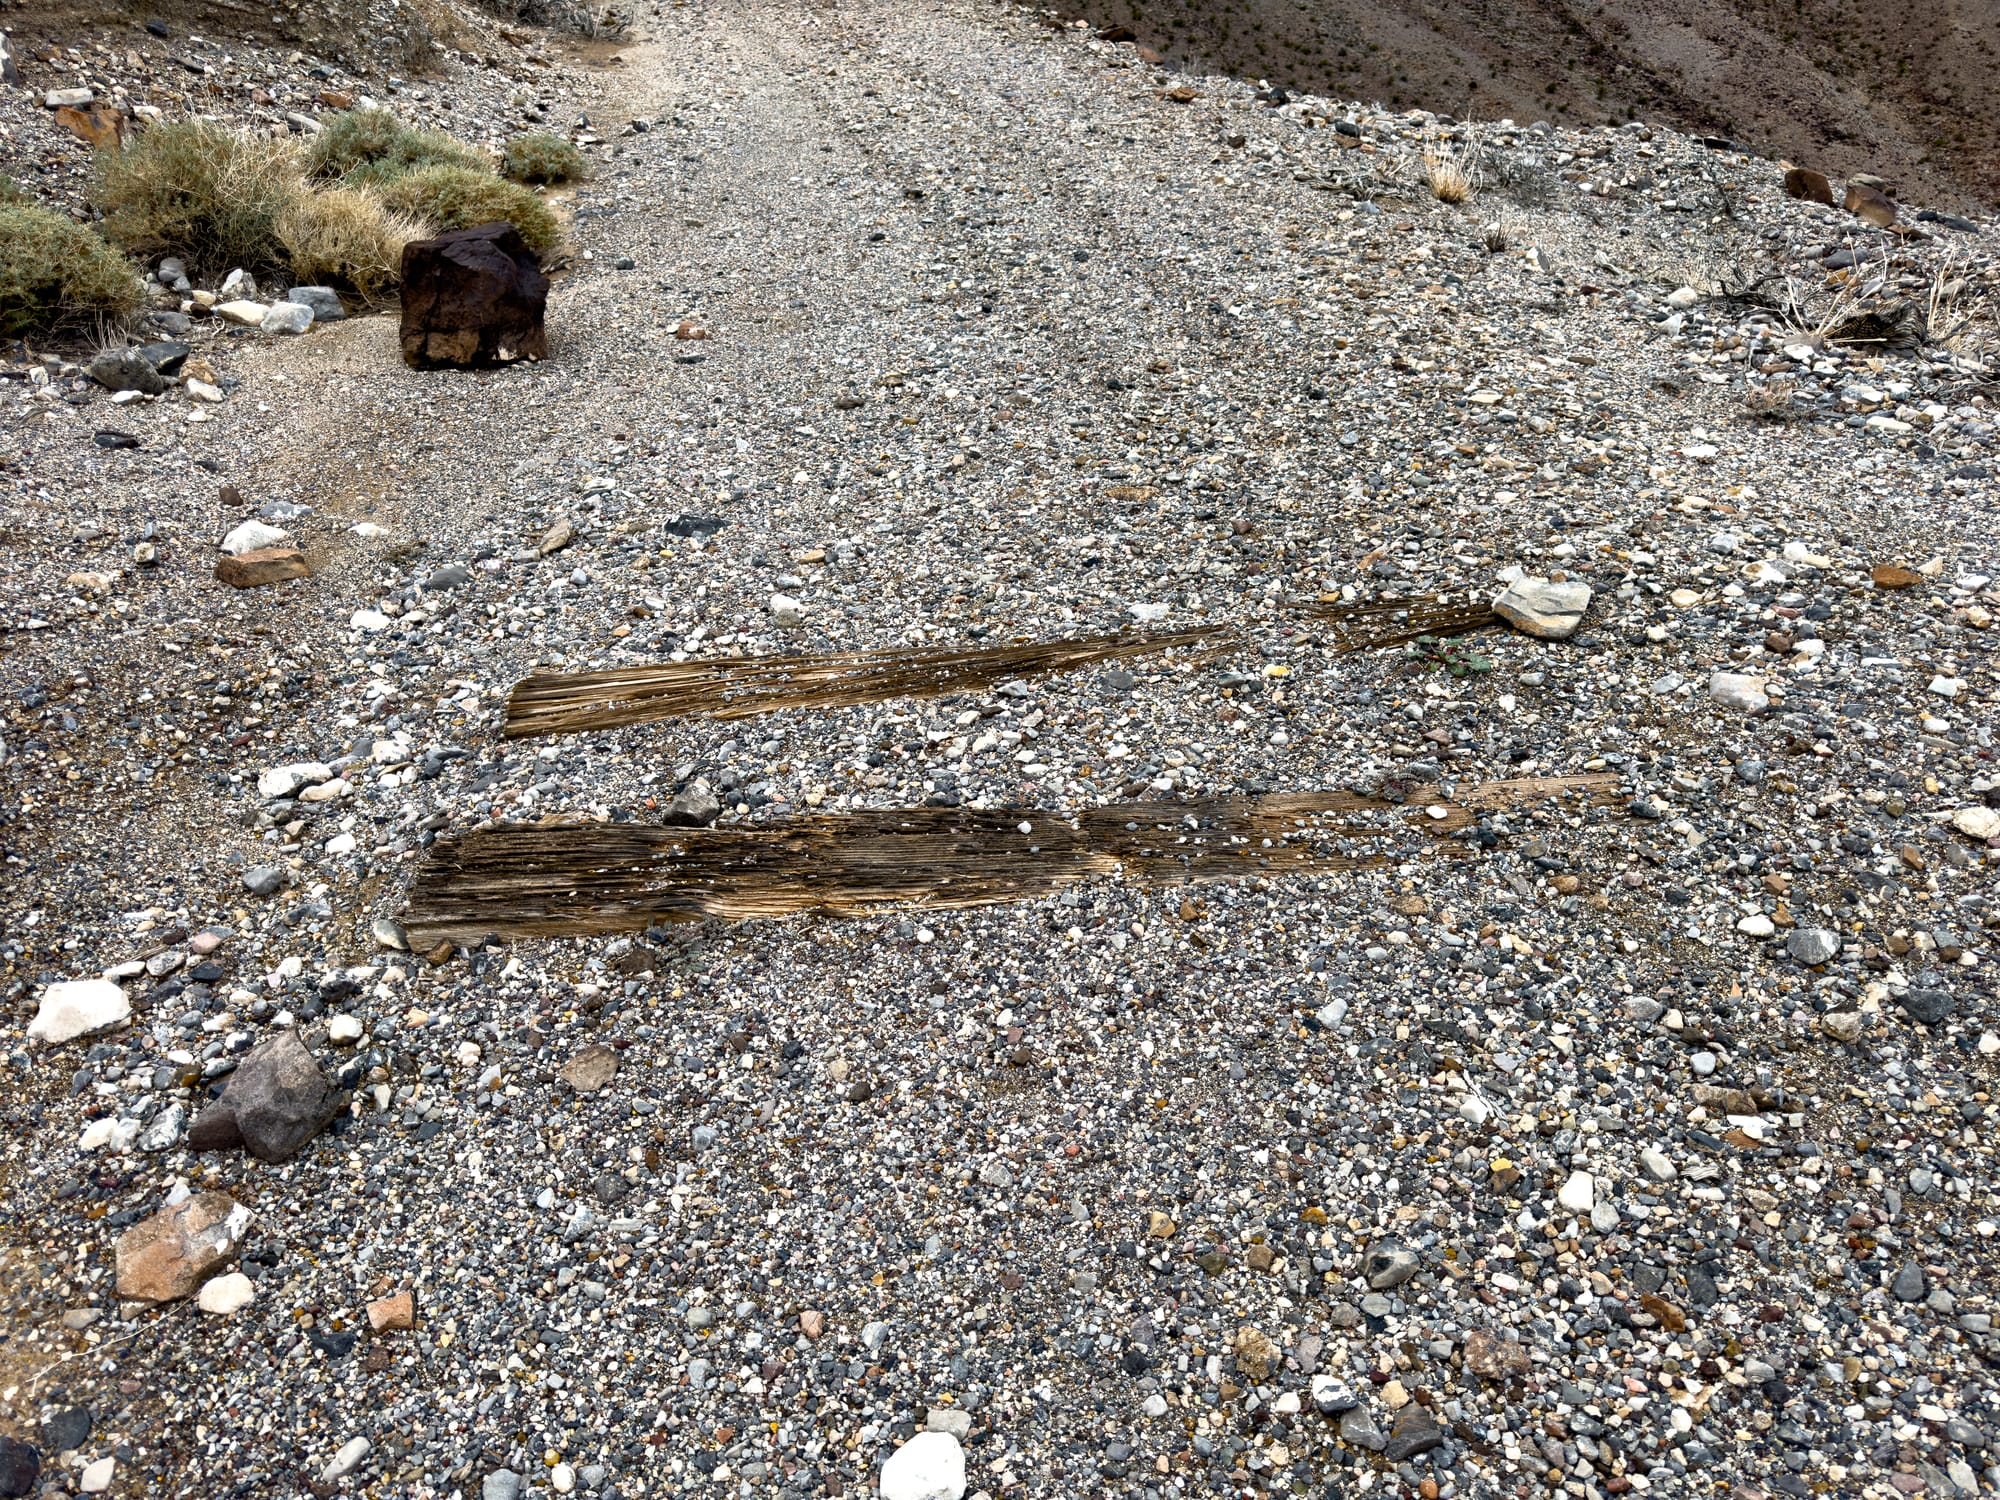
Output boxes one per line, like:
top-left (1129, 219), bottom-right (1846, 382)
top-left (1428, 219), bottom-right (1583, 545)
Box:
top-left (378, 166), bottom-right (560, 252)
top-left (0, 201), bottom-right (141, 338)
top-left (501, 131), bottom-right (586, 185)
top-left (307, 110), bottom-right (487, 186)
top-left (96, 121), bottom-right (302, 277)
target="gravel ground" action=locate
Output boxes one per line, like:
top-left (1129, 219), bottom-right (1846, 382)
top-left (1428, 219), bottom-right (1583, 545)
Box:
top-left (3, 2), bottom-right (1999, 1499)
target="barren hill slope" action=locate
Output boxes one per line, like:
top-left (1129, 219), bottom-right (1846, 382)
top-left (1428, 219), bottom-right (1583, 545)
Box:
top-left (1058, 0), bottom-right (2000, 209)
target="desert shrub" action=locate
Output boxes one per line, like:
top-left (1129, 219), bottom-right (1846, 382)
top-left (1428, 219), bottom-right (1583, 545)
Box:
top-left (96, 121), bottom-right (302, 277)
top-left (378, 166), bottom-right (560, 252)
top-left (0, 201), bottom-right (141, 338)
top-left (307, 110), bottom-right (487, 186)
top-left (275, 186), bottom-right (431, 303)
top-left (501, 131), bottom-right (586, 185)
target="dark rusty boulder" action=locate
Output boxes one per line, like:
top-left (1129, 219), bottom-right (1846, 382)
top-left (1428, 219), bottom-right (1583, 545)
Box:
top-left (398, 221), bottom-right (548, 369)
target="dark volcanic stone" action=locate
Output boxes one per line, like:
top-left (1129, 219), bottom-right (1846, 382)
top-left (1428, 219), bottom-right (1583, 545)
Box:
top-left (0, 1436), bottom-right (40, 1498)
top-left (399, 222), bottom-right (549, 369)
top-left (39, 1408), bottom-right (89, 1455)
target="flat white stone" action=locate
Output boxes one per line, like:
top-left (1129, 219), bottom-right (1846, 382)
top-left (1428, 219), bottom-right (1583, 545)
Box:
top-left (222, 520), bottom-right (290, 556)
top-left (1557, 1170), bottom-right (1595, 1214)
top-left (213, 299), bottom-right (269, 327)
top-left (1492, 578), bottom-right (1591, 640)
top-left (1952, 806), bottom-right (2000, 841)
top-left (878, 1431), bottom-right (965, 1500)
top-left (197, 1271), bottom-right (256, 1315)
top-left (258, 762), bottom-right (332, 798)
top-left (80, 1458), bottom-right (116, 1493)
top-left (29, 979), bottom-right (131, 1046)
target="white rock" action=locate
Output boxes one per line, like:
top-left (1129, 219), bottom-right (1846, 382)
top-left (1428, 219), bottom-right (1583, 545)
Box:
top-left (297, 777), bottom-right (351, 803)
top-left (323, 1436), bottom-right (372, 1482)
top-left (185, 378), bottom-right (225, 403)
top-left (219, 268), bottom-right (259, 299)
top-left (1735, 913), bottom-right (1775, 938)
top-left (79, 1458), bottom-right (116, 1493)
top-left (767, 593), bottom-right (807, 627)
top-left (1314, 997), bottom-right (1347, 1031)
top-left (28, 979), bottom-right (131, 1046)
top-left (197, 1270), bottom-right (256, 1315)
top-left (1557, 1170), bottom-right (1595, 1214)
top-left (261, 301), bottom-right (314, 334)
top-left (351, 521), bottom-right (389, 538)
top-left (351, 608), bottom-right (393, 633)
top-left (551, 1463), bottom-right (575, 1494)
top-left (258, 761), bottom-right (332, 798)
top-left (214, 299), bottom-right (269, 327)
top-left (1491, 577), bottom-right (1591, 640)
top-left (1665, 286), bottom-right (1700, 308)
top-left (1639, 1148), bottom-right (1677, 1183)
top-left (46, 87), bottom-right (96, 108)
top-left (222, 520), bottom-right (290, 556)
top-left (78, 1117), bottom-right (119, 1150)
top-left (325, 831), bottom-right (357, 855)
top-left (1458, 1094), bottom-right (1493, 1127)
top-left (1951, 806), bottom-right (2000, 841)
top-left (327, 1015), bottom-right (365, 1044)
top-left (1928, 675), bottom-right (1963, 699)
top-left (1141, 1392), bottom-right (1168, 1416)
top-left (878, 1431), bottom-right (965, 1500)
top-left (1128, 601), bottom-right (1169, 622)
top-left (1708, 672), bottom-right (1769, 713)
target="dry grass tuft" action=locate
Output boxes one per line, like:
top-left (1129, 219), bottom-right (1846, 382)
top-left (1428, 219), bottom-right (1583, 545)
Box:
top-left (275, 186), bottom-right (430, 303)
top-left (1421, 126), bottom-right (1482, 205)
top-left (378, 165), bottom-right (561, 252)
top-left (0, 200), bottom-right (141, 338)
top-left (96, 121), bottom-right (303, 277)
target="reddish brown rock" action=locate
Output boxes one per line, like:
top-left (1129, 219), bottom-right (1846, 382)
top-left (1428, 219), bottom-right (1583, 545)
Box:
top-left (1844, 183), bottom-right (1898, 227)
top-left (1639, 1293), bottom-right (1688, 1332)
top-left (215, 547), bottom-right (310, 588)
top-left (1872, 563), bottom-right (1922, 589)
top-left (1462, 1328), bottom-right (1532, 1380)
top-left (1782, 166), bottom-right (1834, 206)
top-left (114, 1192), bottom-right (252, 1304)
top-left (53, 102), bottom-right (125, 149)
top-left (366, 1291), bottom-right (415, 1332)
top-left (399, 222), bottom-right (549, 369)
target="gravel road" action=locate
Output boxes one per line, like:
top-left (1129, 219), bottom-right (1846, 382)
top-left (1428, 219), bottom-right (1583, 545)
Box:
top-left (2, 2), bottom-right (1998, 1498)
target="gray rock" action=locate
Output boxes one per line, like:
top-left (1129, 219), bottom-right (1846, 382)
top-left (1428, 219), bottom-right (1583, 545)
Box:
top-left (219, 268), bottom-right (258, 299)
top-left (186, 1027), bottom-right (339, 1163)
top-left (1786, 927), bottom-right (1839, 966)
top-left (142, 310), bottom-right (193, 336)
top-left (1491, 577), bottom-right (1591, 639)
top-left (86, 349), bottom-right (169, 397)
top-left (1709, 672), bottom-right (1770, 713)
top-left (287, 286), bottom-right (346, 321)
top-left (243, 865), bottom-right (284, 897)
top-left (0, 32), bottom-right (18, 88)
top-left (1892, 1260), bottom-right (1928, 1303)
top-left (261, 301), bottom-right (314, 335)
top-left (1898, 989), bottom-right (1956, 1025)
top-left (38, 1409), bottom-right (89, 1457)
top-left (1338, 1407), bottom-right (1385, 1451)
top-left (1310, 1374), bottom-right (1358, 1413)
top-left (1383, 1406), bottom-right (1446, 1462)
top-left (482, 1472), bottom-right (523, 1500)
top-left (1361, 1239), bottom-right (1419, 1289)
top-left (661, 784), bottom-right (721, 828)
top-left (136, 341), bottom-right (190, 375)
top-left (136, 1101), bottom-right (185, 1152)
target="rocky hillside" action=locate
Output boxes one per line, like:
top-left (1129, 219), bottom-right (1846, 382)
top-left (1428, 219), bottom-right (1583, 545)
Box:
top-left (1055, 0), bottom-right (2000, 211)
